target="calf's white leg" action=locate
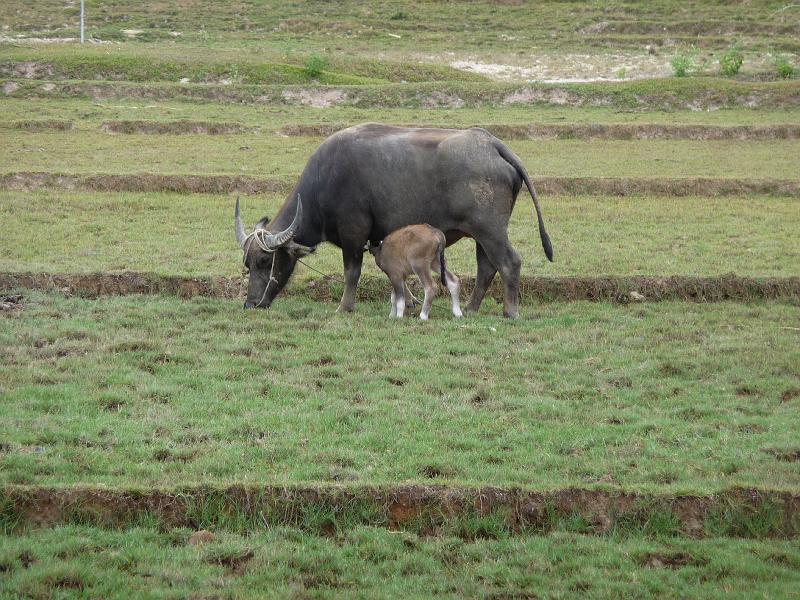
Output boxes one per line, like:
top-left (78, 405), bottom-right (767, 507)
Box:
top-left (446, 271), bottom-right (463, 318)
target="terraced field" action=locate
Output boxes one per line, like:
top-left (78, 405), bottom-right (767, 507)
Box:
top-left (1, 1), bottom-right (799, 597)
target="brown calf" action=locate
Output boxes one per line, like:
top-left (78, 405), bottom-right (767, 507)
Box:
top-left (368, 224), bottom-right (462, 320)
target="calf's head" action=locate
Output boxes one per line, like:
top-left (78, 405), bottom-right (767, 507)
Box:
top-left (235, 196), bottom-right (314, 309)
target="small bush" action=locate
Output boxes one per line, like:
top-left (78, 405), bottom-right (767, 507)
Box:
top-left (390, 11), bottom-right (409, 20)
top-left (719, 44), bottom-right (743, 76)
top-left (303, 54), bottom-right (328, 79)
top-left (671, 48), bottom-right (696, 77)
top-left (773, 54), bottom-right (795, 79)
top-left (616, 68), bottom-right (627, 79)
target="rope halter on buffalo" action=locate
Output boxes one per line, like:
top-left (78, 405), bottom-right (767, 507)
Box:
top-left (236, 194), bottom-right (305, 308)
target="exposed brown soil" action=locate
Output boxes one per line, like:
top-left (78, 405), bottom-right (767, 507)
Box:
top-left (100, 120), bottom-right (249, 135)
top-left (763, 448), bottom-right (800, 463)
top-left (2, 120), bottom-right (74, 131)
top-left (0, 272), bottom-right (243, 300)
top-left (2, 171), bottom-right (798, 197)
top-left (3, 485), bottom-right (798, 539)
top-left (280, 123), bottom-right (800, 141)
top-left (2, 272), bottom-right (799, 304)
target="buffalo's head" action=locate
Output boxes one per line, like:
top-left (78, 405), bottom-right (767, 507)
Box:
top-left (235, 195), bottom-right (314, 309)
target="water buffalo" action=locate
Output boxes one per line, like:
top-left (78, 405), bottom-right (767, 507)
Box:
top-left (234, 123), bottom-right (553, 318)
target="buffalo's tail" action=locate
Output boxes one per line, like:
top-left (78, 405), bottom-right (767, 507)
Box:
top-left (492, 139), bottom-right (553, 262)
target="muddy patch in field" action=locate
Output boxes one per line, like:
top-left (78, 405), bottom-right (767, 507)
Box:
top-left (2, 272), bottom-right (799, 304)
top-left (100, 120), bottom-right (249, 135)
top-left (3, 172), bottom-right (798, 198)
top-left (4, 486), bottom-right (797, 539)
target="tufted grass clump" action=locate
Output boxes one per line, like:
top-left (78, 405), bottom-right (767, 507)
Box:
top-left (772, 54), bottom-right (795, 79)
top-left (671, 48), bottom-right (697, 77)
top-left (303, 54), bottom-right (328, 80)
top-left (719, 44), bottom-right (743, 77)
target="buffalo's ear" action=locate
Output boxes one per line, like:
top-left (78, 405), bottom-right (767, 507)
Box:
top-left (285, 241), bottom-right (315, 258)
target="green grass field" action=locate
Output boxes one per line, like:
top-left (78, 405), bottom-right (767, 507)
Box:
top-left (4, 130), bottom-right (800, 179)
top-left (1, 292), bottom-right (799, 492)
top-left (1, 191), bottom-right (798, 279)
top-left (3, 525), bottom-right (798, 599)
top-left (2, 1), bottom-right (800, 597)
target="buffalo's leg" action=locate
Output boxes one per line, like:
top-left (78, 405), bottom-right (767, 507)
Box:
top-left (338, 249), bottom-right (363, 313)
top-left (466, 243), bottom-right (497, 313)
top-left (475, 236), bottom-right (522, 319)
top-left (389, 289), bottom-right (397, 318)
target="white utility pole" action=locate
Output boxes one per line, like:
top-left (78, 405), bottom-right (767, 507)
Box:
top-left (80, 0), bottom-right (85, 43)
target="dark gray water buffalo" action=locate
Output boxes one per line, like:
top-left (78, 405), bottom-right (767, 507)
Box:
top-left (234, 123), bottom-right (553, 318)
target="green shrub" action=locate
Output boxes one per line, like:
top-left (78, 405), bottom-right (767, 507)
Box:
top-left (719, 44), bottom-right (743, 76)
top-left (671, 48), bottom-right (696, 77)
top-left (773, 54), bottom-right (795, 79)
top-left (303, 54), bottom-right (328, 79)
top-left (390, 10), bottom-right (409, 20)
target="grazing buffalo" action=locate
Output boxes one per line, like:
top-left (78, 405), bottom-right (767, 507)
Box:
top-left (234, 123), bottom-right (553, 318)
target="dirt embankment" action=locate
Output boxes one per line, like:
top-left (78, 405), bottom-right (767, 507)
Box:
top-left (4, 79), bottom-right (800, 111)
top-left (3, 485), bottom-right (798, 539)
top-left (2, 272), bottom-right (798, 304)
top-left (1, 120), bottom-right (74, 132)
top-left (100, 120), bottom-right (249, 135)
top-left (280, 123), bottom-right (800, 141)
top-left (3, 171), bottom-right (799, 198)
top-left (0, 172), bottom-right (290, 195)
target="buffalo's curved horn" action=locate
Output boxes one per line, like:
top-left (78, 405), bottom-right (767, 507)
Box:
top-left (259, 195), bottom-right (303, 250)
top-left (234, 195), bottom-right (248, 249)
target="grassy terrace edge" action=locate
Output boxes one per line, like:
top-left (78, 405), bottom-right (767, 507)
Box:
top-left (3, 272), bottom-right (800, 303)
top-left (3, 172), bottom-right (800, 197)
top-left (3, 78), bottom-right (800, 110)
top-left (3, 485), bottom-right (799, 539)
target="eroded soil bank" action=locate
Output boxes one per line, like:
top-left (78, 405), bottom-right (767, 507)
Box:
top-left (3, 485), bottom-right (798, 539)
top-left (2, 272), bottom-right (799, 303)
top-left (3, 172), bottom-right (799, 197)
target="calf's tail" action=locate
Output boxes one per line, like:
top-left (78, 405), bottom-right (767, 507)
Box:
top-left (492, 139), bottom-right (554, 262)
